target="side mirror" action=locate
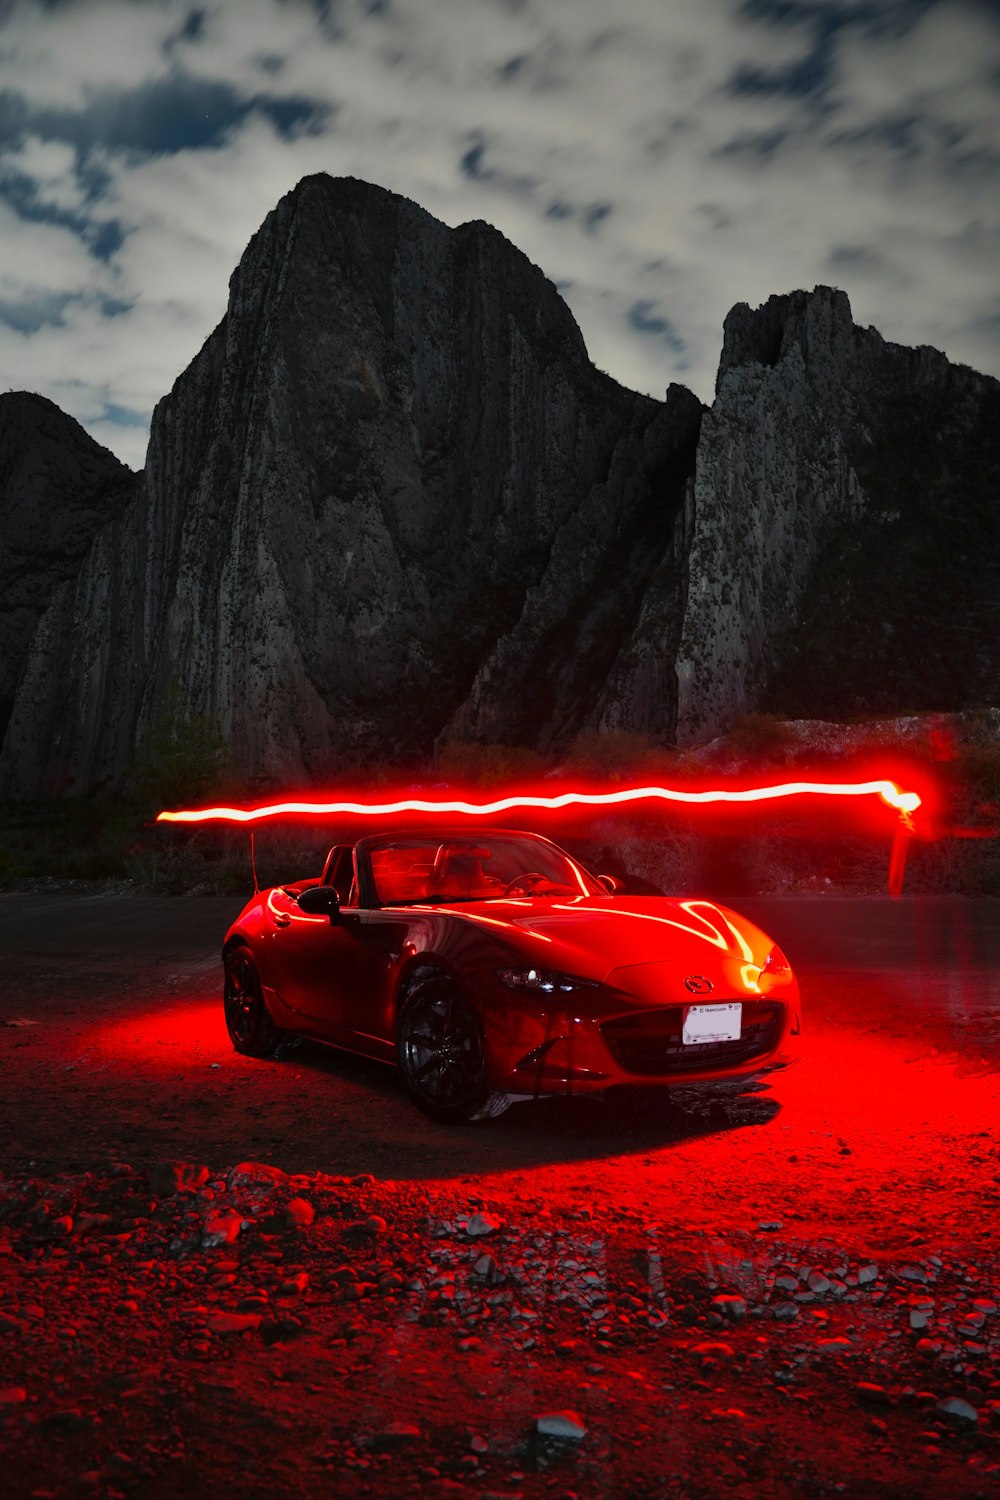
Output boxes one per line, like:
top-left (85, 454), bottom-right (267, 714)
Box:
top-left (296, 885), bottom-right (341, 921)
top-left (597, 873), bottom-right (621, 894)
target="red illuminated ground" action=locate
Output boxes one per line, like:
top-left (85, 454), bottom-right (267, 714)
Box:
top-left (1, 888), bottom-right (999, 1497)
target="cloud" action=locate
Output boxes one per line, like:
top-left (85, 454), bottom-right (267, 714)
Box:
top-left (0, 0), bottom-right (997, 468)
top-left (0, 191), bottom-right (116, 302)
top-left (1, 132), bottom-right (84, 209)
top-left (0, 0), bottom-right (182, 111)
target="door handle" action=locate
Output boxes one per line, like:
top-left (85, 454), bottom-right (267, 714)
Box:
top-left (273, 914), bottom-right (291, 928)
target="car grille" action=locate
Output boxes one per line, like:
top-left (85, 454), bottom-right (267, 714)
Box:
top-left (600, 1002), bottom-right (782, 1077)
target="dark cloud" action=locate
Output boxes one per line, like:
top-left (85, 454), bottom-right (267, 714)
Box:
top-left (584, 201), bottom-right (611, 230)
top-left (628, 299), bottom-right (690, 366)
top-left (827, 111), bottom-right (1000, 175)
top-left (728, 44), bottom-right (834, 98)
top-left (728, 0), bottom-right (963, 100)
top-left (738, 0), bottom-right (939, 39)
top-left (459, 133), bottom-right (538, 195)
top-left (0, 161), bottom-right (121, 260)
top-left (163, 7), bottom-right (209, 52)
top-left (0, 289), bottom-right (73, 332)
top-left (715, 126), bottom-right (793, 158)
top-left (0, 73), bottom-right (329, 158)
top-left (460, 137), bottom-right (487, 180)
top-left (496, 54), bottom-right (527, 81)
top-left (827, 241), bottom-right (888, 268)
top-left (545, 198), bottom-right (612, 231)
top-left (304, 0), bottom-right (381, 40)
top-left (103, 400), bottom-right (149, 426)
top-left (89, 220), bottom-right (125, 262)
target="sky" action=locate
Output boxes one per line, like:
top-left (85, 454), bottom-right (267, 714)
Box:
top-left (0, 0), bottom-right (998, 471)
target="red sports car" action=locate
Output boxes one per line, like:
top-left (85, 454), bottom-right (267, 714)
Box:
top-left (222, 829), bottom-right (801, 1122)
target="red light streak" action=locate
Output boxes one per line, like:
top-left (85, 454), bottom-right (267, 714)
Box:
top-left (157, 778), bottom-right (921, 825)
top-left (154, 780), bottom-right (923, 828)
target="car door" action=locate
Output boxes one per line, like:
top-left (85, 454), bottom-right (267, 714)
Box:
top-left (263, 885), bottom-right (366, 1043)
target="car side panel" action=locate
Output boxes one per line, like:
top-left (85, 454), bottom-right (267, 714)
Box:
top-left (346, 909), bottom-right (519, 1052)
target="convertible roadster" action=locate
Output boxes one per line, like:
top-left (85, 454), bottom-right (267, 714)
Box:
top-left (222, 829), bottom-right (801, 1121)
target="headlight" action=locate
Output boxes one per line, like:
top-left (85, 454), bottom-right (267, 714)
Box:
top-left (496, 968), bottom-right (599, 994)
top-left (761, 945), bottom-right (792, 978)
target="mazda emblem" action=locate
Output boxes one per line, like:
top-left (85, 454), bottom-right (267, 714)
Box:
top-left (684, 975), bottom-right (714, 994)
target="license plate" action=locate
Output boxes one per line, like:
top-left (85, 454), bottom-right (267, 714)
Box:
top-left (683, 1002), bottom-right (742, 1044)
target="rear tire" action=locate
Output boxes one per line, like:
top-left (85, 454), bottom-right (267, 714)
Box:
top-left (397, 974), bottom-right (508, 1123)
top-left (223, 946), bottom-right (282, 1058)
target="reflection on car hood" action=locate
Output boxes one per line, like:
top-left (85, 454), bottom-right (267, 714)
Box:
top-left (438, 895), bottom-right (772, 983)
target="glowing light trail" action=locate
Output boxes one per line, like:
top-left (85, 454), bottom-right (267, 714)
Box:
top-left (158, 778), bottom-right (921, 824)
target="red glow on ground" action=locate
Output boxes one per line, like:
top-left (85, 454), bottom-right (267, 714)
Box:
top-left (157, 777), bottom-right (922, 825)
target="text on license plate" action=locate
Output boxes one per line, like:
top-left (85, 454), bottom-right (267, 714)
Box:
top-left (682, 1002), bottom-right (742, 1045)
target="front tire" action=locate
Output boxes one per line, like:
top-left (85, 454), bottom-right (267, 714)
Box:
top-left (397, 975), bottom-right (507, 1123)
top-left (223, 946), bottom-right (282, 1057)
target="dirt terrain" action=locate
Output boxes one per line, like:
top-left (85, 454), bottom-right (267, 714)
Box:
top-left (1, 888), bottom-right (999, 1498)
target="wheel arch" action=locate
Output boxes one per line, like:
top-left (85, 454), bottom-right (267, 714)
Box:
top-left (221, 936), bottom-right (282, 1057)
top-left (394, 955), bottom-right (459, 1018)
top-left (394, 963), bottom-right (500, 1123)
top-left (222, 931), bottom-right (253, 960)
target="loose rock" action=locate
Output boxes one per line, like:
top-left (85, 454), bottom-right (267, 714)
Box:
top-left (936, 1397), bottom-right (978, 1424)
top-left (536, 1411), bottom-right (587, 1441)
top-left (465, 1211), bottom-right (502, 1238)
top-left (283, 1197), bottom-right (315, 1229)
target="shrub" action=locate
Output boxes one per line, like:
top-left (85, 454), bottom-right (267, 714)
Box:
top-left (708, 713), bottom-right (798, 765)
top-left (563, 729), bottom-right (677, 780)
top-left (125, 702), bottom-right (233, 819)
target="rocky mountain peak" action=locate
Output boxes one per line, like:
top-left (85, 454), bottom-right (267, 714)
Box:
top-left (0, 393), bottom-right (134, 750)
top-left (0, 390), bottom-right (130, 489)
top-left (716, 285), bottom-right (858, 394)
top-left (226, 172), bottom-right (590, 372)
top-left (0, 177), bottom-right (698, 797)
top-left (677, 286), bottom-right (1000, 743)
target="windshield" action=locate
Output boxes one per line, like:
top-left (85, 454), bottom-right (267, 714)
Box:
top-left (366, 833), bottom-right (600, 906)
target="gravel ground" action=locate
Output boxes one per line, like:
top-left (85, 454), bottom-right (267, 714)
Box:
top-left (2, 1157), bottom-right (999, 1499)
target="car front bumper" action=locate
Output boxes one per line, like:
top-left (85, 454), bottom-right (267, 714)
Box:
top-left (484, 989), bottom-right (802, 1098)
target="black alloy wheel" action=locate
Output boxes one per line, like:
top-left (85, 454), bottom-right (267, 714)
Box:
top-left (223, 946), bottom-right (281, 1057)
top-left (397, 975), bottom-right (501, 1123)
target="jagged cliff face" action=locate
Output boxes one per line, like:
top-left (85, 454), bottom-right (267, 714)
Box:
top-left (2, 176), bottom-right (998, 799)
top-left (676, 288), bottom-right (1000, 742)
top-left (0, 394), bottom-right (134, 761)
top-left (0, 176), bottom-right (701, 797)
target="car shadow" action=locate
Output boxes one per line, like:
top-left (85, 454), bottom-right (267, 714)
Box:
top-left (271, 1036), bottom-right (782, 1174)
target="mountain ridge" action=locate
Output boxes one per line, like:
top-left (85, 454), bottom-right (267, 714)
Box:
top-left (1, 174), bottom-right (997, 798)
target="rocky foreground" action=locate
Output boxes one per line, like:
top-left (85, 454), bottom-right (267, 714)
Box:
top-left (2, 1159), bottom-right (998, 1499)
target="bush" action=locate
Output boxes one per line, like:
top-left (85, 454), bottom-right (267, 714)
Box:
top-left (125, 702), bottom-right (233, 819)
top-left (563, 729), bottom-right (678, 780)
top-left (703, 713), bottom-right (799, 766)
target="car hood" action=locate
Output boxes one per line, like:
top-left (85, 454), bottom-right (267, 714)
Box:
top-left (445, 895), bottom-right (776, 984)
